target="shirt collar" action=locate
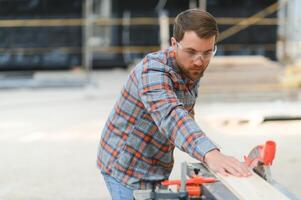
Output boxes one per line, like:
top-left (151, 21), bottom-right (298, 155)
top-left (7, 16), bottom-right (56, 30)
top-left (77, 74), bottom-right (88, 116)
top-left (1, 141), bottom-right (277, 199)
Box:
top-left (167, 47), bottom-right (199, 88)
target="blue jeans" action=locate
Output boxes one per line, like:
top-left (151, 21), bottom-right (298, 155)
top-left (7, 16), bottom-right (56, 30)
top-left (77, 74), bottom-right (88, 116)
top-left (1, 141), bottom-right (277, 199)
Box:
top-left (101, 172), bottom-right (133, 200)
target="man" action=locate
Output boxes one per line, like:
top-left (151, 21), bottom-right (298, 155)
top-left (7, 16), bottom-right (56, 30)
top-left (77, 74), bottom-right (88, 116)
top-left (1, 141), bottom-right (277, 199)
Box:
top-left (97, 8), bottom-right (251, 200)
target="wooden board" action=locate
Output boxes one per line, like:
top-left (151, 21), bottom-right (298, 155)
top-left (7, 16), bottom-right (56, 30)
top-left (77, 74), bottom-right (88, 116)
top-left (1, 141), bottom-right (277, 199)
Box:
top-left (198, 120), bottom-right (291, 200)
top-left (212, 171), bottom-right (290, 200)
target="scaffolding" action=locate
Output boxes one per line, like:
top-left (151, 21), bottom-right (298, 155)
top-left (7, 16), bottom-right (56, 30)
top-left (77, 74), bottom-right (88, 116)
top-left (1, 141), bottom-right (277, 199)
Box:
top-left (82, 0), bottom-right (172, 71)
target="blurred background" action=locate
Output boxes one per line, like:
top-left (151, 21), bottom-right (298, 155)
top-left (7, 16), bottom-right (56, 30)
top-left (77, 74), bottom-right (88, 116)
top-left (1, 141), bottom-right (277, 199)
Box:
top-left (0, 0), bottom-right (301, 199)
top-left (0, 0), bottom-right (295, 70)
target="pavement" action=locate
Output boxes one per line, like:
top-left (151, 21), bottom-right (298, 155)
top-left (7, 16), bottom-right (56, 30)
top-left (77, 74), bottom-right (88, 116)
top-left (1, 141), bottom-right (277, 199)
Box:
top-left (0, 70), bottom-right (123, 200)
top-left (0, 67), bottom-right (300, 199)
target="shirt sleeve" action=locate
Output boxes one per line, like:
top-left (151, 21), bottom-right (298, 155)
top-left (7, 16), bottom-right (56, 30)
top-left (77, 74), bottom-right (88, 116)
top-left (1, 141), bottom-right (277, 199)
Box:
top-left (138, 62), bottom-right (218, 161)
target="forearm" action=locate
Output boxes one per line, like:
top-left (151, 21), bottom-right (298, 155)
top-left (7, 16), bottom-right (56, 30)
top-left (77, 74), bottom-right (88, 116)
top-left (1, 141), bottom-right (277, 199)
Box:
top-left (150, 103), bottom-right (218, 161)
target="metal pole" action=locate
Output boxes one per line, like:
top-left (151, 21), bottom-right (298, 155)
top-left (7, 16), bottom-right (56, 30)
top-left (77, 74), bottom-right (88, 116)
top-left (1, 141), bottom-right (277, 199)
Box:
top-left (291, 0), bottom-right (301, 63)
top-left (180, 162), bottom-right (187, 192)
top-left (277, 0), bottom-right (287, 63)
top-left (199, 0), bottom-right (207, 11)
top-left (82, 0), bottom-right (93, 83)
top-left (159, 10), bottom-right (169, 50)
top-left (122, 10), bottom-right (131, 64)
top-left (189, 0), bottom-right (197, 9)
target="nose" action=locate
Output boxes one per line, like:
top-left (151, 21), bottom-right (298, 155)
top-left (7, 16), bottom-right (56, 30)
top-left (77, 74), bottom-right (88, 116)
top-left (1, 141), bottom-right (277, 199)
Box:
top-left (193, 56), bottom-right (204, 66)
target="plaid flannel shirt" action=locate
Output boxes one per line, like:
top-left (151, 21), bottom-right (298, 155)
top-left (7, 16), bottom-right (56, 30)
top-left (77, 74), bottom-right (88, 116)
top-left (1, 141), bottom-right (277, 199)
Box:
top-left (97, 47), bottom-right (217, 189)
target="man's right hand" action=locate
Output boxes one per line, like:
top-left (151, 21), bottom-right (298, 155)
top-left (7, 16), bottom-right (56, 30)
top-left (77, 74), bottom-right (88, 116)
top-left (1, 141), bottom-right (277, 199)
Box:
top-left (204, 149), bottom-right (252, 177)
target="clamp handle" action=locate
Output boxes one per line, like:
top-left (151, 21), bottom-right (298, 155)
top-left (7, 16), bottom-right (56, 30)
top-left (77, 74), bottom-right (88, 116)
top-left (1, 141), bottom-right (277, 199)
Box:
top-left (161, 176), bottom-right (216, 198)
top-left (263, 140), bottom-right (276, 166)
top-left (161, 176), bottom-right (216, 187)
top-left (244, 140), bottom-right (276, 167)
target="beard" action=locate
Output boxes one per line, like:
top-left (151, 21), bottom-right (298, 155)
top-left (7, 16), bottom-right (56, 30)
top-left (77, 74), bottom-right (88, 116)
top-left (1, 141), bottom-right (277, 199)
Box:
top-left (175, 55), bottom-right (209, 81)
top-left (180, 63), bottom-right (208, 81)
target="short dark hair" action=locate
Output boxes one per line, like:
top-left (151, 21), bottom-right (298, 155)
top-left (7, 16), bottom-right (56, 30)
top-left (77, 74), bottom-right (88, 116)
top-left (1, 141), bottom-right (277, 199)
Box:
top-left (173, 9), bottom-right (219, 42)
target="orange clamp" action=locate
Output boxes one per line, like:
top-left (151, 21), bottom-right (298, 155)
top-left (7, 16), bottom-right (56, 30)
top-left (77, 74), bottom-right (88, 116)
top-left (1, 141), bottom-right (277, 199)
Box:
top-left (263, 140), bottom-right (276, 165)
top-left (161, 176), bottom-right (216, 197)
top-left (244, 140), bottom-right (276, 167)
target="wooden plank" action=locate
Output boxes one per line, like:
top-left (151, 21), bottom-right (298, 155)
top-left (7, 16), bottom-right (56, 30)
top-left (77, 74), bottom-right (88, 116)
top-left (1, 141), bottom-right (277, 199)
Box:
top-left (198, 120), bottom-right (291, 200)
top-left (187, 162), bottom-right (290, 200)
top-left (212, 171), bottom-right (290, 200)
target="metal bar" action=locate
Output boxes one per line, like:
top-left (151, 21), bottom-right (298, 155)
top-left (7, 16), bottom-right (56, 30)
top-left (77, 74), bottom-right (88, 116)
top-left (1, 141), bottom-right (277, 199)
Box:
top-left (122, 10), bottom-right (131, 64)
top-left (0, 17), bottom-right (280, 27)
top-left (199, 0), bottom-right (207, 10)
top-left (82, 0), bottom-right (93, 82)
top-left (159, 10), bottom-right (170, 50)
top-left (180, 162), bottom-right (187, 192)
top-left (0, 43), bottom-right (277, 55)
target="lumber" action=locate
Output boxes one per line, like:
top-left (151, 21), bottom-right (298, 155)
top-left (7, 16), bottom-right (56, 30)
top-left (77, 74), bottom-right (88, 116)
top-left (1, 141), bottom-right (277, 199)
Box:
top-left (212, 171), bottom-right (290, 200)
top-left (198, 119), bottom-right (290, 200)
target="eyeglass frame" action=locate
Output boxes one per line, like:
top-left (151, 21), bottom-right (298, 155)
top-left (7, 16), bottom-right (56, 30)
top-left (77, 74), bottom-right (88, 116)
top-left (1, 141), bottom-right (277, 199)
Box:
top-left (176, 42), bottom-right (217, 61)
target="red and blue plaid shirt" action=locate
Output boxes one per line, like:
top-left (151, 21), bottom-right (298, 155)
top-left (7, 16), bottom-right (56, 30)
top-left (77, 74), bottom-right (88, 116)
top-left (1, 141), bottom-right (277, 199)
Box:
top-left (97, 47), bottom-right (217, 189)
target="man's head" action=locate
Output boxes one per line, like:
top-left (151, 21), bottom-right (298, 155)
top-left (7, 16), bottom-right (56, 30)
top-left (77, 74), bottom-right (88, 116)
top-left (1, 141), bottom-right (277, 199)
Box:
top-left (171, 9), bottom-right (219, 81)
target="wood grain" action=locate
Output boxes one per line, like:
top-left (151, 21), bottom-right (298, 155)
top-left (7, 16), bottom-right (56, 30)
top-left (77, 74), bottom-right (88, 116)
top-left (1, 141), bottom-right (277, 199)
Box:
top-left (212, 172), bottom-right (290, 200)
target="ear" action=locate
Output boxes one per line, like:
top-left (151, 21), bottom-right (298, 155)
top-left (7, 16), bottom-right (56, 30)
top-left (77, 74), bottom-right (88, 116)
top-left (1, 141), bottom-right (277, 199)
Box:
top-left (171, 37), bottom-right (177, 48)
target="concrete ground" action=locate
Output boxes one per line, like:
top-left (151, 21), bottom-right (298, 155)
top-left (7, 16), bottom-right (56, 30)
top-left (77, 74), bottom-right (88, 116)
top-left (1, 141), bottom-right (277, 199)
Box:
top-left (0, 67), bottom-right (300, 199)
